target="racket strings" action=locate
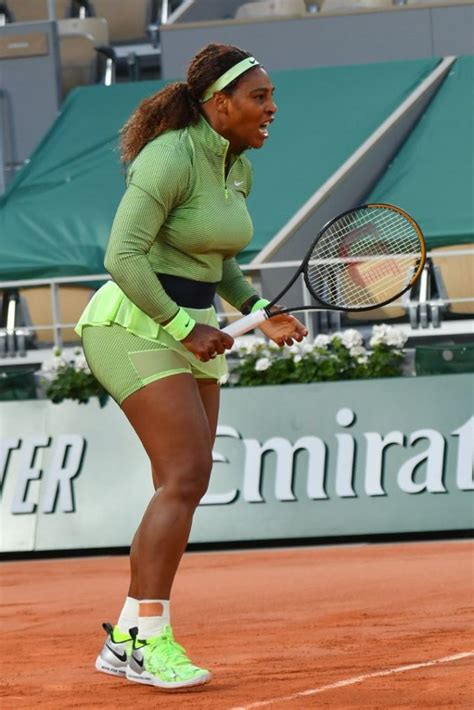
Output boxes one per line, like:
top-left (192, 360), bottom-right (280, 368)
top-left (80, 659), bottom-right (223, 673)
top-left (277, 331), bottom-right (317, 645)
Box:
top-left (309, 246), bottom-right (418, 306)
top-left (328, 217), bottom-right (419, 253)
top-left (306, 208), bottom-right (422, 309)
top-left (324, 208), bottom-right (402, 240)
top-left (324, 212), bottom-right (415, 256)
top-left (314, 227), bottom-right (419, 263)
top-left (308, 249), bottom-right (417, 307)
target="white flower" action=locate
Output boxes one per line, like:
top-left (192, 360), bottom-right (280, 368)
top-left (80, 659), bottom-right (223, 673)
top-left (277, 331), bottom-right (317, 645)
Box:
top-left (255, 357), bottom-right (271, 372)
top-left (75, 357), bottom-right (90, 373)
top-left (48, 355), bottom-right (66, 373)
top-left (349, 345), bottom-right (366, 358)
top-left (313, 334), bottom-right (331, 348)
top-left (40, 348), bottom-right (68, 380)
top-left (293, 354), bottom-right (302, 364)
top-left (40, 359), bottom-right (51, 374)
top-left (369, 324), bottom-right (388, 347)
top-left (289, 343), bottom-right (303, 355)
top-left (302, 343), bottom-right (315, 354)
top-left (357, 355), bottom-right (368, 364)
top-left (40, 364), bottom-right (54, 380)
top-left (370, 324), bottom-right (407, 348)
top-left (385, 327), bottom-right (407, 348)
top-left (233, 335), bottom-right (266, 355)
top-left (74, 349), bottom-right (90, 373)
top-left (341, 329), bottom-right (364, 349)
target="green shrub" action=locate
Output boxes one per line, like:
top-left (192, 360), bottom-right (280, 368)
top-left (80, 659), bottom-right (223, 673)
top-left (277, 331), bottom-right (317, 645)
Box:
top-left (41, 348), bottom-right (108, 406)
top-left (223, 325), bottom-right (407, 387)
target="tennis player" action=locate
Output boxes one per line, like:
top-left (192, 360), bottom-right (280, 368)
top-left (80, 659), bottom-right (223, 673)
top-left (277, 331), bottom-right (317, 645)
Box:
top-left (75, 42), bottom-right (307, 691)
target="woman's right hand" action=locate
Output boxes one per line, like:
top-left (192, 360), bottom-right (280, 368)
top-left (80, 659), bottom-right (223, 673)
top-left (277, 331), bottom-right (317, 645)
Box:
top-left (181, 324), bottom-right (234, 362)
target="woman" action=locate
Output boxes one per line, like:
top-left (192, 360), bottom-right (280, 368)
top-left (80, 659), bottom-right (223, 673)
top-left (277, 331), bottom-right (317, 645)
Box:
top-left (76, 42), bottom-right (307, 691)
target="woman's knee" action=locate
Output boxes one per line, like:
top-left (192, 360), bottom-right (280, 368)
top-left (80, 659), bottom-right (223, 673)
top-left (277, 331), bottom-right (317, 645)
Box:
top-left (161, 456), bottom-right (213, 506)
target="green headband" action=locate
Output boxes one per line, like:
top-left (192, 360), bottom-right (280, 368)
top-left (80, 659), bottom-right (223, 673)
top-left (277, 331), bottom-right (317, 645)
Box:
top-left (200, 56), bottom-right (260, 103)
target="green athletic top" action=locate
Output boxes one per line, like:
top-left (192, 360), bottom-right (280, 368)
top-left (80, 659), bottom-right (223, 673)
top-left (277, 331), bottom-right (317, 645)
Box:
top-left (76, 115), bottom-right (261, 339)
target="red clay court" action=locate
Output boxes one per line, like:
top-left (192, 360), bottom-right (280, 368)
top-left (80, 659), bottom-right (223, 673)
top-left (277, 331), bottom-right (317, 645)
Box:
top-left (1, 540), bottom-right (473, 709)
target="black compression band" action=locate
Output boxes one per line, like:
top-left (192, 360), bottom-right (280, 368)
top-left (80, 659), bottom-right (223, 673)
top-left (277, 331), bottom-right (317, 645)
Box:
top-left (156, 273), bottom-right (218, 309)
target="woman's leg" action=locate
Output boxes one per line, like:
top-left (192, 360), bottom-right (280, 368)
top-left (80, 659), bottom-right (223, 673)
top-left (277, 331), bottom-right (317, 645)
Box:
top-left (122, 374), bottom-right (219, 599)
top-left (128, 466), bottom-right (161, 600)
top-left (127, 377), bottom-right (219, 599)
top-left (196, 376), bottom-right (220, 442)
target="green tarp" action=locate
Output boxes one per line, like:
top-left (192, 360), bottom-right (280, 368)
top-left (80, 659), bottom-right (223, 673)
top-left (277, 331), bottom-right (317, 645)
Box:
top-left (366, 55), bottom-right (474, 246)
top-left (0, 58), bottom-right (446, 281)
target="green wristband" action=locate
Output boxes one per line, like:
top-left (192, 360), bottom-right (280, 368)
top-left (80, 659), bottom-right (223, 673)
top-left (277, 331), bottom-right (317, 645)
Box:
top-left (250, 298), bottom-right (271, 313)
top-left (161, 308), bottom-right (196, 341)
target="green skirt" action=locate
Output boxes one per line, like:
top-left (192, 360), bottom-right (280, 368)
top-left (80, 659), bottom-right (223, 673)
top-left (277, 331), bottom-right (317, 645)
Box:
top-left (76, 282), bottom-right (227, 404)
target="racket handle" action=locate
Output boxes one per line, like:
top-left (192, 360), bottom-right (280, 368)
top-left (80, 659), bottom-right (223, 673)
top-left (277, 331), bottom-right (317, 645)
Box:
top-left (222, 309), bottom-right (268, 337)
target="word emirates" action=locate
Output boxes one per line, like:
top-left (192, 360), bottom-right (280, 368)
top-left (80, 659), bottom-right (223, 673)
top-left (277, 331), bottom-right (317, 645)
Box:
top-left (1, 409), bottom-right (472, 515)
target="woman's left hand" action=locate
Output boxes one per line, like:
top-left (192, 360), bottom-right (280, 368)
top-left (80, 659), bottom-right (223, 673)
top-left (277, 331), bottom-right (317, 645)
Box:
top-left (258, 310), bottom-right (308, 347)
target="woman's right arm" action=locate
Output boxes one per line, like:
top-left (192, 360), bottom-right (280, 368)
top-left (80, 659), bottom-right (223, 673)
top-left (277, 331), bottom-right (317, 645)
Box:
top-left (105, 141), bottom-right (194, 324)
top-left (104, 183), bottom-right (180, 323)
top-left (105, 145), bottom-right (233, 359)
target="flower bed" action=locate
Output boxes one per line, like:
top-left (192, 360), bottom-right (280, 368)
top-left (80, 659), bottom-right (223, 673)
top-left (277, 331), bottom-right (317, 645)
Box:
top-left (39, 325), bottom-right (408, 404)
top-left (223, 325), bottom-right (408, 387)
top-left (40, 347), bottom-right (108, 406)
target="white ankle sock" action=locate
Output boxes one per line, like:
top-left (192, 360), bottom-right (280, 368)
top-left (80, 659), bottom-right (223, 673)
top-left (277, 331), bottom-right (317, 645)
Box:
top-left (138, 599), bottom-right (170, 639)
top-left (116, 596), bottom-right (139, 635)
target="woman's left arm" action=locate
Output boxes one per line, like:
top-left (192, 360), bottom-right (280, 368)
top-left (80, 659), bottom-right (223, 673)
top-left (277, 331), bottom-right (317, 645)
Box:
top-left (217, 258), bottom-right (307, 346)
top-left (216, 257), bottom-right (260, 314)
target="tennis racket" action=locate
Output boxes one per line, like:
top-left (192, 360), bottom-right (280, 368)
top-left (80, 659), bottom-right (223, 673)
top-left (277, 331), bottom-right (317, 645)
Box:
top-left (222, 203), bottom-right (426, 338)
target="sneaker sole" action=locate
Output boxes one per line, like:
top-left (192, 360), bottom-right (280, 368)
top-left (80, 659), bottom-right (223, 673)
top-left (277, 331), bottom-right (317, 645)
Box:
top-left (126, 668), bottom-right (212, 690)
top-left (95, 656), bottom-right (127, 677)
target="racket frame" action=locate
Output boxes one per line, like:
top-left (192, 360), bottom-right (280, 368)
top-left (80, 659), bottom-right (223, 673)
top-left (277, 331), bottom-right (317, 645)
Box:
top-left (222, 203), bottom-right (427, 338)
top-left (264, 202), bottom-right (426, 316)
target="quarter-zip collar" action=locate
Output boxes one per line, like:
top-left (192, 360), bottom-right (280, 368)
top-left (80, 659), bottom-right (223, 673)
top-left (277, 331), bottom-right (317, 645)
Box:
top-left (188, 114), bottom-right (231, 158)
top-left (188, 115), bottom-right (242, 198)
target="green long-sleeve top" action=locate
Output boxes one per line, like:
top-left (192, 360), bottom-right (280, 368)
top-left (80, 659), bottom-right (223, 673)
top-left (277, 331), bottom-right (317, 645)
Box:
top-left (104, 115), bottom-right (260, 323)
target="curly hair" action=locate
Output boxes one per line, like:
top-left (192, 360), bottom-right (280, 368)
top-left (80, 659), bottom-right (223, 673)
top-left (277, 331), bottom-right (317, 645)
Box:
top-left (120, 43), bottom-right (253, 163)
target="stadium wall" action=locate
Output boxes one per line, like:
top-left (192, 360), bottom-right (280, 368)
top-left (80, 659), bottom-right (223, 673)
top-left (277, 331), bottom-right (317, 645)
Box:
top-left (160, 2), bottom-right (474, 78)
top-left (1, 374), bottom-right (472, 553)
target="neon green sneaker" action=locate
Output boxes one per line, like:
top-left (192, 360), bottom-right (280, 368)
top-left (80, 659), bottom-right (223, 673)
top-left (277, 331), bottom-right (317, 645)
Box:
top-left (95, 622), bottom-right (135, 677)
top-left (126, 625), bottom-right (211, 690)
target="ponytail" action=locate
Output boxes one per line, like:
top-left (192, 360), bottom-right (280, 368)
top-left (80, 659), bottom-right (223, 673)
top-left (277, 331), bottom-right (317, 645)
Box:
top-left (120, 82), bottom-right (200, 163)
top-left (120, 43), bottom-right (253, 163)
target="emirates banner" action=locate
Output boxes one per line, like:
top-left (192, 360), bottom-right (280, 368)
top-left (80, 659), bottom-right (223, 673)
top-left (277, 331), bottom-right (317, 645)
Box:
top-left (0, 374), bottom-right (472, 552)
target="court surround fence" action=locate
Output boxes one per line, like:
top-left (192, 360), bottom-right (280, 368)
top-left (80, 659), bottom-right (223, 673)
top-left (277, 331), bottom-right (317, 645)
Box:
top-left (0, 246), bottom-right (473, 367)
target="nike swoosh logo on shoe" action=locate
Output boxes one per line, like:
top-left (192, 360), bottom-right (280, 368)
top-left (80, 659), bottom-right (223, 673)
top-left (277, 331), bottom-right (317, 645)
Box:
top-left (131, 654), bottom-right (144, 668)
top-left (105, 644), bottom-right (127, 662)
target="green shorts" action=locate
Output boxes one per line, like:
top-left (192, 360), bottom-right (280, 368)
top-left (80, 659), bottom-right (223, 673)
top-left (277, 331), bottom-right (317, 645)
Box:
top-left (82, 313), bottom-right (227, 405)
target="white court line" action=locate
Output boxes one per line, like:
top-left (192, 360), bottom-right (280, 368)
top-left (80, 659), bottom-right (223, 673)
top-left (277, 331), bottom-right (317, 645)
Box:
top-left (229, 651), bottom-right (474, 710)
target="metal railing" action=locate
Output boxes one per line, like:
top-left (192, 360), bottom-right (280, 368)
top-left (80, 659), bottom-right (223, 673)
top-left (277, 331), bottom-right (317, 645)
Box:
top-left (0, 248), bottom-right (473, 363)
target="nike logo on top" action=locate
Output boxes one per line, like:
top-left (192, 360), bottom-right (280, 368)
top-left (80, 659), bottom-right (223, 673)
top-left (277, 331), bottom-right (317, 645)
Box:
top-left (234, 180), bottom-right (244, 188)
